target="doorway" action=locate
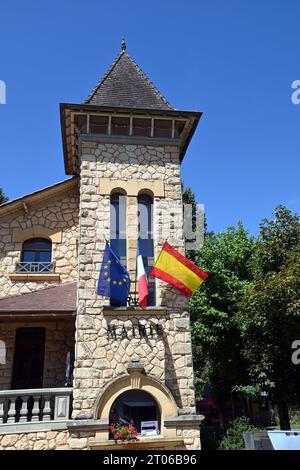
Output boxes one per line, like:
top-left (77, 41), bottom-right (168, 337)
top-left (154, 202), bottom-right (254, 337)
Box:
top-left (11, 328), bottom-right (46, 389)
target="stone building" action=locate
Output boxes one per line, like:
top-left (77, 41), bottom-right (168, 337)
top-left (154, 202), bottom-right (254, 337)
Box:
top-left (0, 42), bottom-right (203, 450)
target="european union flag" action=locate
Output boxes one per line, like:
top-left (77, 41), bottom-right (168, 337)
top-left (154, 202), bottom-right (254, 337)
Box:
top-left (97, 242), bottom-right (130, 305)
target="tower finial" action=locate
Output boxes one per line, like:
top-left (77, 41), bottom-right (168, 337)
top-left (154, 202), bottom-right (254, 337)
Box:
top-left (121, 38), bottom-right (126, 51)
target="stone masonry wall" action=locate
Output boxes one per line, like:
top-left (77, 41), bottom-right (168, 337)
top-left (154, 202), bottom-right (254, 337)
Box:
top-left (0, 430), bottom-right (95, 450)
top-left (73, 142), bottom-right (196, 421)
top-left (0, 188), bottom-right (79, 298)
top-left (0, 428), bottom-right (199, 450)
top-left (0, 321), bottom-right (75, 390)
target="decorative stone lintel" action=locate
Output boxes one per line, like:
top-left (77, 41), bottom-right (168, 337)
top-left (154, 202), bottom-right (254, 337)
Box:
top-left (67, 419), bottom-right (108, 432)
top-left (164, 414), bottom-right (205, 427)
top-left (9, 274), bottom-right (61, 282)
top-left (103, 306), bottom-right (169, 316)
top-left (127, 360), bottom-right (145, 389)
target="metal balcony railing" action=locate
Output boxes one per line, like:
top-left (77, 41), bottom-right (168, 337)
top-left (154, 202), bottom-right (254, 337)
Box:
top-left (15, 261), bottom-right (54, 273)
top-left (0, 388), bottom-right (73, 424)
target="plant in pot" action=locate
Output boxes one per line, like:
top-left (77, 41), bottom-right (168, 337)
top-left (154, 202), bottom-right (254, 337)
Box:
top-left (109, 421), bottom-right (138, 443)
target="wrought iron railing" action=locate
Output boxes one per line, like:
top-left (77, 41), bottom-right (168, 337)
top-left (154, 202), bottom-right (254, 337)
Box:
top-left (0, 388), bottom-right (72, 424)
top-left (15, 261), bottom-right (54, 273)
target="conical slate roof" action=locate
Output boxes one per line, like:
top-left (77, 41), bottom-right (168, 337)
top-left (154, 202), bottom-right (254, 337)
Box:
top-left (84, 41), bottom-right (174, 110)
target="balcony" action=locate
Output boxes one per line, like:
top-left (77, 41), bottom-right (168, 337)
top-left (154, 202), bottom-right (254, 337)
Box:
top-left (0, 388), bottom-right (72, 432)
top-left (10, 262), bottom-right (60, 281)
top-left (15, 261), bottom-right (54, 273)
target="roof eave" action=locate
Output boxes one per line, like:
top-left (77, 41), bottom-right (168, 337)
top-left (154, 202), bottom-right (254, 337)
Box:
top-left (60, 102), bottom-right (201, 118)
top-left (0, 177), bottom-right (79, 218)
top-left (60, 102), bottom-right (202, 172)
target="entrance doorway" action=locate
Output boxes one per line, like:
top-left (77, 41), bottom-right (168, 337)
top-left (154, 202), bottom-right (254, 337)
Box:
top-left (11, 328), bottom-right (46, 389)
top-left (109, 390), bottom-right (160, 436)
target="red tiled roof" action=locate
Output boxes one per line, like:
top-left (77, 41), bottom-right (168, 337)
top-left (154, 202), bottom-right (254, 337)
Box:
top-left (0, 282), bottom-right (77, 312)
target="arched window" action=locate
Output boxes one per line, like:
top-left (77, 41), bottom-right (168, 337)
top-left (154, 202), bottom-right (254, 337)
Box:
top-left (109, 390), bottom-right (160, 437)
top-left (18, 238), bottom-right (52, 273)
top-left (110, 192), bottom-right (127, 306)
top-left (138, 193), bottom-right (155, 306)
top-left (110, 192), bottom-right (126, 266)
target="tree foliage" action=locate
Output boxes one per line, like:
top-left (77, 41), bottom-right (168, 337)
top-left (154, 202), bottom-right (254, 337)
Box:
top-left (239, 206), bottom-right (300, 429)
top-left (0, 187), bottom-right (8, 205)
top-left (190, 223), bottom-right (256, 406)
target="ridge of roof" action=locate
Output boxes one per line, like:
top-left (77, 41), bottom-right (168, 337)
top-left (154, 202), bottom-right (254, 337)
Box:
top-left (84, 50), bottom-right (174, 110)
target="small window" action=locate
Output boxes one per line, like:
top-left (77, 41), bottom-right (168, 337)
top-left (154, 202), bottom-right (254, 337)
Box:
top-left (154, 119), bottom-right (172, 138)
top-left (17, 238), bottom-right (52, 273)
top-left (74, 115), bottom-right (87, 134)
top-left (90, 115), bottom-right (108, 134)
top-left (132, 118), bottom-right (151, 137)
top-left (111, 117), bottom-right (130, 136)
top-left (174, 120), bottom-right (185, 138)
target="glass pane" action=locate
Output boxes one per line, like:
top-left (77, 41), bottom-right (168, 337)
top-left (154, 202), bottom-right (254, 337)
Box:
top-left (138, 195), bottom-right (153, 240)
top-left (90, 115), bottom-right (108, 134)
top-left (132, 118), bottom-right (151, 137)
top-left (74, 115), bottom-right (87, 134)
top-left (111, 117), bottom-right (130, 136)
top-left (22, 251), bottom-right (36, 262)
top-left (110, 239), bottom-right (126, 262)
top-left (38, 251), bottom-right (52, 263)
top-left (22, 238), bottom-right (51, 251)
top-left (154, 119), bottom-right (172, 138)
top-left (139, 239), bottom-right (154, 258)
top-left (174, 120), bottom-right (185, 138)
top-left (110, 194), bottom-right (126, 240)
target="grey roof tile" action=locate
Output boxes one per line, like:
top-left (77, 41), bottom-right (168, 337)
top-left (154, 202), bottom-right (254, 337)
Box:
top-left (84, 49), bottom-right (174, 110)
top-left (0, 282), bottom-right (77, 312)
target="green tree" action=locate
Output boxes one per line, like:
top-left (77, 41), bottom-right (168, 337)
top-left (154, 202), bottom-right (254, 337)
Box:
top-left (239, 206), bottom-right (300, 430)
top-left (0, 187), bottom-right (8, 205)
top-left (190, 223), bottom-right (256, 424)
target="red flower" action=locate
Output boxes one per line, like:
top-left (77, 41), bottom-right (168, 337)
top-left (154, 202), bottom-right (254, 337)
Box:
top-left (114, 434), bottom-right (119, 440)
top-left (130, 420), bottom-right (134, 424)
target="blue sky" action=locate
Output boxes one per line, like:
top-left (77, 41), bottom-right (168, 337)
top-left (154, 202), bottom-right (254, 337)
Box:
top-left (0, 0), bottom-right (299, 235)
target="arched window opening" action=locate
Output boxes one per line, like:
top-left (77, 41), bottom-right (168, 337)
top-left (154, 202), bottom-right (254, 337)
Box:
top-left (109, 390), bottom-right (160, 438)
top-left (110, 192), bottom-right (127, 306)
top-left (17, 238), bottom-right (52, 273)
top-left (138, 193), bottom-right (155, 306)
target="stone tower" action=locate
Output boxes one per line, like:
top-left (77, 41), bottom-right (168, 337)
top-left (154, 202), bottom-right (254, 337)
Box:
top-left (61, 42), bottom-right (203, 449)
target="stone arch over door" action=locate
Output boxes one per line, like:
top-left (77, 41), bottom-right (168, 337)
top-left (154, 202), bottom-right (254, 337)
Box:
top-left (94, 373), bottom-right (178, 423)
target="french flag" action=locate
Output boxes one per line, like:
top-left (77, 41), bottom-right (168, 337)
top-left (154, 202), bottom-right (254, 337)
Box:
top-left (137, 240), bottom-right (148, 307)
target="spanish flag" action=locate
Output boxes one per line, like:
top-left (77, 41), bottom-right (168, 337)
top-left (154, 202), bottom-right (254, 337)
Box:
top-left (150, 241), bottom-right (208, 297)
